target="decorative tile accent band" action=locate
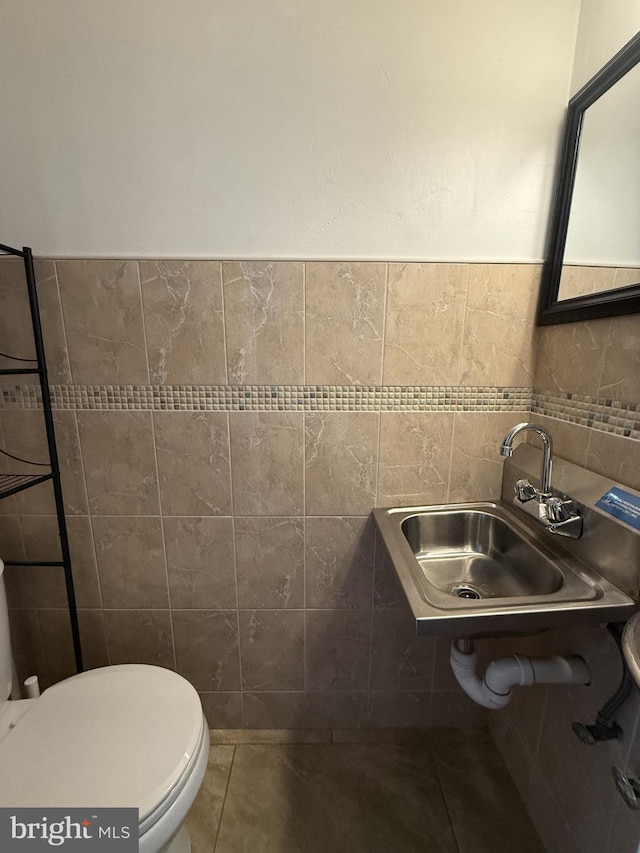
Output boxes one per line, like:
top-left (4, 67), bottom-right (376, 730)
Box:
top-left (532, 390), bottom-right (640, 441)
top-left (2, 385), bottom-right (637, 438)
top-left (0, 384), bottom-right (533, 413)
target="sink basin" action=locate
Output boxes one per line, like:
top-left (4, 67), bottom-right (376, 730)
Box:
top-left (374, 501), bottom-right (634, 637)
top-left (401, 507), bottom-right (564, 600)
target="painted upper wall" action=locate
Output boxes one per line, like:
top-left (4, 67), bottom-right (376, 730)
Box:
top-left (0, 0), bottom-right (579, 260)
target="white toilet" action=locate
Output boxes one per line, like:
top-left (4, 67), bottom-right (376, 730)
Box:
top-left (0, 559), bottom-right (210, 853)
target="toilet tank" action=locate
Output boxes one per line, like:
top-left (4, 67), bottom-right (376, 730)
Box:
top-left (0, 561), bottom-right (14, 702)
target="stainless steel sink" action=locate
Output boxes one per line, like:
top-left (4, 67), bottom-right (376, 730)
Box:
top-left (374, 501), bottom-right (634, 637)
top-left (401, 507), bottom-right (565, 599)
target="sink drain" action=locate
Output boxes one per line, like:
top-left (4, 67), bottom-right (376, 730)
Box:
top-left (452, 584), bottom-right (482, 600)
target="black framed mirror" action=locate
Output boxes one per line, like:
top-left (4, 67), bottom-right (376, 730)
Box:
top-left (537, 31), bottom-right (640, 325)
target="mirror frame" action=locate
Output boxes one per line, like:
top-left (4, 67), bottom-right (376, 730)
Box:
top-left (537, 31), bottom-right (640, 326)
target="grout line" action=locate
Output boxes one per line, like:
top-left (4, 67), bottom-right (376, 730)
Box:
top-left (219, 261), bottom-right (229, 385)
top-left (429, 750), bottom-right (463, 853)
top-left (52, 260), bottom-right (74, 387)
top-left (211, 744), bottom-right (237, 852)
top-left (379, 262), bottom-right (389, 386)
top-left (302, 262), bottom-right (306, 386)
top-left (446, 411), bottom-right (457, 503)
top-left (226, 411), bottom-right (245, 726)
top-left (455, 263), bottom-right (470, 387)
top-left (136, 261), bottom-right (176, 671)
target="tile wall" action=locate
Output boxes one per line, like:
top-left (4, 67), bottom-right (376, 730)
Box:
top-left (492, 309), bottom-right (640, 853)
top-left (2, 253), bottom-right (640, 849)
top-left (0, 257), bottom-right (541, 728)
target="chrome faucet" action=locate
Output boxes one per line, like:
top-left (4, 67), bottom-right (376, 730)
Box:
top-left (500, 422), bottom-right (553, 494)
top-left (499, 422), bottom-right (582, 539)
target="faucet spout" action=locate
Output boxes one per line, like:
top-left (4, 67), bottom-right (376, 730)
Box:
top-left (500, 422), bottom-right (554, 494)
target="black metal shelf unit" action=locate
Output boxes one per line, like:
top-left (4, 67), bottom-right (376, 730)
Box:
top-left (0, 242), bottom-right (83, 672)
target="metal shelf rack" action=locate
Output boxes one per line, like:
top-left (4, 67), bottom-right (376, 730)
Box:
top-left (0, 242), bottom-right (83, 672)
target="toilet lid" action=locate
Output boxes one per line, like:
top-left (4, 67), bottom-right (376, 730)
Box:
top-left (0, 665), bottom-right (205, 823)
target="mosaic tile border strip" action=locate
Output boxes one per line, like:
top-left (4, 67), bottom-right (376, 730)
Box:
top-left (532, 389), bottom-right (640, 441)
top-left (0, 384), bottom-right (532, 413)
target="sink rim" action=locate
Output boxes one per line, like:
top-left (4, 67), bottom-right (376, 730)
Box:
top-left (399, 504), bottom-right (568, 600)
top-left (373, 500), bottom-right (635, 637)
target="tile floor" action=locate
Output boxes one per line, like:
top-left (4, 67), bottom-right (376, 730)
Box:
top-left (185, 728), bottom-right (546, 853)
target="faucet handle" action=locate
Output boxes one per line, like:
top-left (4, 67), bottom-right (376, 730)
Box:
top-left (546, 497), bottom-right (578, 523)
top-left (514, 479), bottom-right (538, 502)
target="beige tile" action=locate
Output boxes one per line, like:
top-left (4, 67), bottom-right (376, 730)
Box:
top-left (3, 560), bottom-right (33, 612)
top-left (370, 607), bottom-right (435, 692)
top-left (373, 535), bottom-right (406, 609)
top-left (185, 744), bottom-right (235, 853)
top-left (305, 516), bottom-right (374, 609)
top-left (239, 610), bottom-right (305, 692)
top-left (448, 412), bottom-right (520, 502)
top-left (241, 692), bottom-right (366, 729)
top-left (306, 610), bottom-right (371, 691)
top-left (77, 411), bottom-right (160, 515)
top-left (26, 562), bottom-right (66, 611)
top-left (13, 513), bottom-right (99, 611)
top-left (431, 736), bottom-right (545, 852)
top-left (363, 692), bottom-right (434, 727)
top-left (526, 414), bottom-right (590, 468)
top-left (377, 412), bottom-right (453, 507)
top-left (214, 743), bottom-right (457, 853)
top-left (66, 514), bottom-right (102, 609)
top-left (490, 709), bottom-right (536, 804)
top-left (223, 261), bottom-right (303, 384)
top-left (9, 608), bottom-right (48, 688)
top-left (305, 262), bottom-right (386, 384)
top-left (598, 314), bottom-right (640, 403)
top-left (35, 261), bottom-right (72, 384)
top-left (164, 516), bottom-right (236, 609)
top-left (459, 264), bottom-right (539, 386)
top-left (140, 260), bottom-right (226, 384)
top-left (92, 516), bottom-right (168, 609)
top-left (51, 411), bottom-right (89, 516)
top-left (614, 267), bottom-right (640, 288)
top-left (0, 256), bottom-right (28, 290)
top-left (199, 694), bottom-right (244, 729)
top-left (534, 319), bottom-right (610, 396)
top-left (235, 516), bottom-right (304, 609)
top-left (331, 728), bottom-right (436, 744)
top-left (428, 691), bottom-right (490, 728)
top-left (1, 411), bottom-right (55, 515)
top-left (305, 413), bottom-right (378, 515)
top-left (210, 729), bottom-right (331, 744)
top-left (37, 608), bottom-right (78, 684)
top-left (104, 609), bottom-right (175, 668)
top-left (154, 412), bottom-right (231, 516)
top-left (173, 610), bottom-right (241, 693)
top-left (56, 260), bottom-right (148, 384)
top-left (383, 263), bottom-right (467, 385)
top-left (77, 609), bottom-right (110, 671)
top-left (20, 515), bottom-right (62, 564)
top-left (0, 261), bottom-right (36, 383)
top-left (586, 431), bottom-right (640, 491)
top-left (229, 413), bottom-right (304, 516)
top-left (527, 769), bottom-right (586, 853)
top-left (0, 515), bottom-right (26, 565)
top-left (558, 265), bottom-right (617, 300)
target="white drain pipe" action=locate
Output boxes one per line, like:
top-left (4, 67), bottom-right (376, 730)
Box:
top-left (450, 640), bottom-right (591, 710)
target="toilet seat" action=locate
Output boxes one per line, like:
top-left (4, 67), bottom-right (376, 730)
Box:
top-left (0, 664), bottom-right (206, 832)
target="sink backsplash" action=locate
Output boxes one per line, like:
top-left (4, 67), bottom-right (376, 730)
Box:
top-left (504, 444), bottom-right (640, 600)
